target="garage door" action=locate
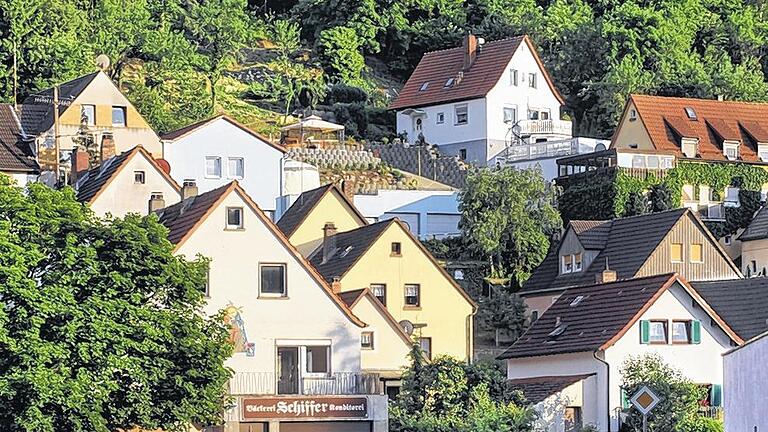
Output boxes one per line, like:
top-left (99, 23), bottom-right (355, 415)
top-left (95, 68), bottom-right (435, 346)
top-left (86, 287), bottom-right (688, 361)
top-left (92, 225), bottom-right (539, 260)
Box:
top-left (382, 212), bottom-right (420, 235)
top-left (426, 213), bottom-right (460, 237)
top-left (280, 421), bottom-right (372, 432)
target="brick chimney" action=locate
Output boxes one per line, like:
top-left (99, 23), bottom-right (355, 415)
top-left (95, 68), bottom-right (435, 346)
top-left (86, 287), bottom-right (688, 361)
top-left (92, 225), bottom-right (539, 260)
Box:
top-left (322, 222), bottom-right (338, 264)
top-left (100, 133), bottom-right (116, 162)
top-left (595, 258), bottom-right (617, 284)
top-left (182, 179), bottom-right (198, 200)
top-left (70, 146), bottom-right (90, 185)
top-left (462, 34), bottom-right (478, 71)
top-left (331, 277), bottom-right (342, 293)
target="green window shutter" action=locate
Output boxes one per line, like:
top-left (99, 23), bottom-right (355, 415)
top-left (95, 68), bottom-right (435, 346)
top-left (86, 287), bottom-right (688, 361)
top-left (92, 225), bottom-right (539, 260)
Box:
top-left (691, 320), bottom-right (702, 344)
top-left (621, 388), bottom-right (631, 409)
top-left (640, 320), bottom-right (650, 344)
top-left (710, 384), bottom-right (722, 407)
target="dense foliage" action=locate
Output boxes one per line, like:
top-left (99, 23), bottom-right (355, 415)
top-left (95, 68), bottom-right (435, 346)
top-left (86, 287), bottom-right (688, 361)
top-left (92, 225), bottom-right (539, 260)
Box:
top-left (0, 177), bottom-right (232, 432)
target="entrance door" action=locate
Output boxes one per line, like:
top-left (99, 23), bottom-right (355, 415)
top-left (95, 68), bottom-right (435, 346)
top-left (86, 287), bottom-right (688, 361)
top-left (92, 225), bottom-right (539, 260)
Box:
top-left (277, 347), bottom-right (300, 394)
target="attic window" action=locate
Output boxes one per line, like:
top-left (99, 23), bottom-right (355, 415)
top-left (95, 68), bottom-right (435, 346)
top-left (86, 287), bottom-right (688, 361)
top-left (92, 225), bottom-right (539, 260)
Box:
top-left (444, 78), bottom-right (455, 88)
top-left (684, 107), bottom-right (697, 120)
top-left (419, 82), bottom-right (429, 91)
top-left (547, 323), bottom-right (568, 339)
top-left (629, 109), bottom-right (637, 122)
top-left (570, 295), bottom-right (587, 307)
top-left (339, 246), bottom-right (354, 258)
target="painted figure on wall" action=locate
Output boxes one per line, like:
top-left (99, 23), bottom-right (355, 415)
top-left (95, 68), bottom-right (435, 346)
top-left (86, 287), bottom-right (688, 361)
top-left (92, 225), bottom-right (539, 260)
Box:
top-left (223, 303), bottom-right (249, 352)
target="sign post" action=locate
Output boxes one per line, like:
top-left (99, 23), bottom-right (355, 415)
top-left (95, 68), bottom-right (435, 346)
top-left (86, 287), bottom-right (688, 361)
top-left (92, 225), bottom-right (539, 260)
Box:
top-left (630, 386), bottom-right (661, 432)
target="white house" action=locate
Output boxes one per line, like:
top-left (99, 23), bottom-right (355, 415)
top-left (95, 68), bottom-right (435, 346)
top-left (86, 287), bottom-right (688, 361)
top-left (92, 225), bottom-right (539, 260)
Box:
top-left (499, 273), bottom-right (742, 432)
top-left (162, 115), bottom-right (286, 218)
top-left (156, 181), bottom-right (388, 432)
top-left (723, 331), bottom-right (768, 432)
top-left (390, 34), bottom-right (572, 165)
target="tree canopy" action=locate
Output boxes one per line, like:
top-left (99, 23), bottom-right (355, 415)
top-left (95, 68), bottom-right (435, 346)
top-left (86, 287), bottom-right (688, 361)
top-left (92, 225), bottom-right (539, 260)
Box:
top-left (0, 177), bottom-right (232, 432)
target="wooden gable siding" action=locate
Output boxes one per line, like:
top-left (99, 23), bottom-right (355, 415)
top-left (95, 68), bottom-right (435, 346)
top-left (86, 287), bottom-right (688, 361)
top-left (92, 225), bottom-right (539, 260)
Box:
top-left (558, 229), bottom-right (600, 276)
top-left (638, 213), bottom-right (740, 281)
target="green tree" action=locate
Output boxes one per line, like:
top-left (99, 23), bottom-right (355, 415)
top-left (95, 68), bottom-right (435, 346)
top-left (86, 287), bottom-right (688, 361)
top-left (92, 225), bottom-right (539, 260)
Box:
top-left (270, 19), bottom-right (301, 60)
top-left (623, 191), bottom-right (648, 217)
top-left (459, 167), bottom-right (561, 286)
top-left (477, 287), bottom-right (528, 347)
top-left (0, 177), bottom-right (232, 432)
top-left (650, 183), bottom-right (675, 213)
top-left (253, 59), bottom-right (325, 120)
top-left (319, 26), bottom-right (366, 84)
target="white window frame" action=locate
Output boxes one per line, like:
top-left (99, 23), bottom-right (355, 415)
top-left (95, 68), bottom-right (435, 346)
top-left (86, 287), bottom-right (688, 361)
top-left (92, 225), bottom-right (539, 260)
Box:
top-left (528, 72), bottom-right (537, 88)
top-left (228, 157), bottom-right (245, 179)
top-left (205, 156), bottom-right (222, 178)
top-left (436, 112), bottom-right (445, 124)
top-left (503, 105), bottom-right (517, 124)
top-left (573, 253), bottom-right (582, 272)
top-left (226, 206), bottom-right (244, 230)
top-left (370, 284), bottom-right (386, 306)
top-left (671, 320), bottom-right (691, 344)
top-left (404, 284), bottom-right (420, 307)
top-left (454, 104), bottom-right (468, 126)
top-left (649, 320), bottom-right (668, 344)
top-left (81, 104), bottom-right (96, 126)
top-left (259, 263), bottom-right (287, 297)
top-left (561, 255), bottom-right (573, 274)
top-left (304, 345), bottom-right (331, 377)
top-left (681, 138), bottom-right (698, 158)
top-left (723, 141), bottom-right (739, 161)
top-left (111, 106), bottom-right (127, 127)
top-left (510, 69), bottom-right (519, 86)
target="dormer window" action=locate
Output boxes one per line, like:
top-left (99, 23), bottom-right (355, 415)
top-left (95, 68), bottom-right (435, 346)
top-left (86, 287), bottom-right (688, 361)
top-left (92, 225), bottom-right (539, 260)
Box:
top-left (561, 253), bottom-right (582, 274)
top-left (419, 82), bottom-right (429, 91)
top-left (723, 141), bottom-right (739, 160)
top-left (759, 143), bottom-right (768, 162)
top-left (681, 138), bottom-right (698, 158)
top-left (684, 107), bottom-right (697, 120)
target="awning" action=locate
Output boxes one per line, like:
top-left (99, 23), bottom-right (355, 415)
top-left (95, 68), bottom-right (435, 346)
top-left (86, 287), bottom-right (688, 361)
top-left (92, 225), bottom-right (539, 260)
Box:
top-left (281, 115), bottom-right (344, 132)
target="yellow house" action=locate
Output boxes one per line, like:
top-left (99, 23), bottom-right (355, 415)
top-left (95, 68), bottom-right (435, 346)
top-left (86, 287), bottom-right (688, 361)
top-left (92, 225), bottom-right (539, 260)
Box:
top-left (278, 184), bottom-right (477, 361)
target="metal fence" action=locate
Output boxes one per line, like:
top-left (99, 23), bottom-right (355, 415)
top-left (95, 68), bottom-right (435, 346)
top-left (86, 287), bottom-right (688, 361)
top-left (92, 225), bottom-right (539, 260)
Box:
top-left (228, 371), bottom-right (382, 396)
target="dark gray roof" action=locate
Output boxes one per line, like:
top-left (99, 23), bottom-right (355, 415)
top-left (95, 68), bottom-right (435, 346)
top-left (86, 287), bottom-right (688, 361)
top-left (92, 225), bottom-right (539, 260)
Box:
top-left (692, 278), bottom-right (768, 340)
top-left (156, 183), bottom-right (232, 244)
top-left (507, 374), bottom-right (595, 404)
top-left (19, 72), bottom-right (100, 135)
top-left (738, 206), bottom-right (768, 241)
top-left (522, 209), bottom-right (689, 294)
top-left (308, 220), bottom-right (393, 282)
top-left (338, 288), bottom-right (367, 307)
top-left (276, 184), bottom-right (335, 237)
top-left (500, 274), bottom-right (678, 359)
top-left (75, 149), bottom-right (135, 203)
top-left (0, 104), bottom-right (38, 173)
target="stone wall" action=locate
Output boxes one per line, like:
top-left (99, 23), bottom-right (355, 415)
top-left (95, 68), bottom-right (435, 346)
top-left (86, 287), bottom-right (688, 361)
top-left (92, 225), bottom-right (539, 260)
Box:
top-left (366, 142), bottom-right (469, 188)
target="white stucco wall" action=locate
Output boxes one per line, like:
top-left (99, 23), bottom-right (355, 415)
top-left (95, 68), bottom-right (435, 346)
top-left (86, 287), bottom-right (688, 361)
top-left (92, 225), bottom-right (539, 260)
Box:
top-left (353, 190), bottom-right (459, 238)
top-left (724, 333), bottom-right (768, 432)
top-left (175, 189), bottom-right (363, 385)
top-left (163, 118), bottom-right (284, 213)
top-left (2, 172), bottom-right (38, 187)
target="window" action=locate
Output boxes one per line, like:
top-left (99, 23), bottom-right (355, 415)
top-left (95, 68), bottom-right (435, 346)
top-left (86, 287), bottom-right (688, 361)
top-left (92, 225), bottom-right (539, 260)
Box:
top-left (361, 332), bottom-right (374, 350)
top-left (632, 155), bottom-right (646, 168)
top-left (134, 171), bottom-right (145, 184)
top-left (682, 138), bottom-right (698, 158)
top-left (672, 320), bottom-right (691, 343)
top-left (647, 156), bottom-right (660, 169)
top-left (306, 346), bottom-right (329, 374)
top-left (454, 104), bottom-right (468, 125)
top-left (112, 106), bottom-right (127, 126)
top-left (629, 109), bottom-right (637, 121)
top-left (528, 72), bottom-right (537, 88)
top-left (510, 69), bottom-right (519, 86)
top-left (528, 109), bottom-right (539, 120)
top-left (540, 110), bottom-right (550, 120)
top-left (391, 242), bottom-right (402, 256)
top-left (81, 104), bottom-right (95, 126)
top-left (228, 157), bottom-right (244, 179)
top-left (202, 267), bottom-right (210, 297)
top-left (419, 337), bottom-right (432, 360)
top-left (226, 207), bottom-right (243, 229)
top-left (649, 320), bottom-right (668, 344)
top-left (260, 264), bottom-right (286, 296)
top-left (670, 243), bottom-right (683, 263)
top-left (724, 235), bottom-right (732, 246)
top-left (436, 112), bottom-right (445, 124)
top-left (205, 156), bottom-right (222, 178)
top-left (444, 77), bottom-right (455, 88)
top-left (503, 106), bottom-right (517, 124)
top-left (371, 284), bottom-right (386, 306)
top-left (459, 149), bottom-right (467, 161)
top-left (404, 284), bottom-right (420, 307)
top-left (574, 253), bottom-right (582, 272)
top-left (562, 255), bottom-right (573, 273)
top-left (419, 82), bottom-right (429, 91)
top-left (759, 144), bottom-right (768, 162)
top-left (690, 243), bottom-right (703, 263)
top-left (684, 107), bottom-right (697, 120)
top-left (724, 142), bottom-right (739, 161)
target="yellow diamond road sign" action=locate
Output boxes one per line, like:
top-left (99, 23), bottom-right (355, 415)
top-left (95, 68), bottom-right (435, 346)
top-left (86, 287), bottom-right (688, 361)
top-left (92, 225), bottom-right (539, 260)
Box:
top-left (630, 386), bottom-right (661, 415)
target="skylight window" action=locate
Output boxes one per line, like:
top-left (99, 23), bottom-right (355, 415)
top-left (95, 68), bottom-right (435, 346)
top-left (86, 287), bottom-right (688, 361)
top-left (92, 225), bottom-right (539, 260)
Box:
top-left (339, 246), bottom-right (354, 258)
top-left (444, 77), bottom-right (455, 88)
top-left (547, 323), bottom-right (568, 339)
top-left (570, 295), bottom-right (588, 307)
top-left (419, 82), bottom-right (429, 91)
top-left (685, 107), bottom-right (697, 120)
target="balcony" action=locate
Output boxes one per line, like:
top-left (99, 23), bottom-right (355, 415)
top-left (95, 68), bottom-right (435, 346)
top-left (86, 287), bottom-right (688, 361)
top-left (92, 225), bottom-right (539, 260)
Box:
top-left (501, 139), bottom-right (577, 163)
top-left (228, 371), bottom-right (383, 396)
top-left (517, 119), bottom-right (573, 136)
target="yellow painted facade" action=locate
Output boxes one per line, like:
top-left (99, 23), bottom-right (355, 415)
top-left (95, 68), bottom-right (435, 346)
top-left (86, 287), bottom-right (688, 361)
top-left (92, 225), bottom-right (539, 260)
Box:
top-left (611, 100), bottom-right (655, 150)
top-left (287, 189), bottom-right (366, 256)
top-left (349, 292), bottom-right (413, 373)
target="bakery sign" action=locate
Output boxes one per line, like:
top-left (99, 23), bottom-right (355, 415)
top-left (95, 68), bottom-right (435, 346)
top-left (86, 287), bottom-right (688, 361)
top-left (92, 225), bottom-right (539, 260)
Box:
top-left (242, 396), bottom-right (368, 420)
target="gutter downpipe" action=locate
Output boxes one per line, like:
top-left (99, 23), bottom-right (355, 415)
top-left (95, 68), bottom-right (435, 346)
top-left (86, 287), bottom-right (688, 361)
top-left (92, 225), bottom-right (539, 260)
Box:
top-left (594, 350), bottom-right (611, 432)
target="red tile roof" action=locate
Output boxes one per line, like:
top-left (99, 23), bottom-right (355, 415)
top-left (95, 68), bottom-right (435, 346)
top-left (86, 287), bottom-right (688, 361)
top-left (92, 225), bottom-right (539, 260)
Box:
top-left (390, 35), bottom-right (563, 110)
top-left (620, 95), bottom-right (768, 162)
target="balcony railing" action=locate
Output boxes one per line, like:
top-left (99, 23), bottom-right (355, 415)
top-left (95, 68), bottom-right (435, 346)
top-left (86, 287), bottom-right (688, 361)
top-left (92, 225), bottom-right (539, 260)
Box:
top-left (228, 372), bottom-right (382, 396)
top-left (517, 119), bottom-right (573, 136)
top-left (501, 139), bottom-right (577, 163)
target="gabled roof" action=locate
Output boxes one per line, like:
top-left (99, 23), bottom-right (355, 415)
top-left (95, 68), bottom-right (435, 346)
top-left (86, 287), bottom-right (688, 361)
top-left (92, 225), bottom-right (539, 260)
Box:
top-left (338, 287), bottom-right (416, 349)
top-left (0, 104), bottom-right (38, 173)
top-left (390, 35), bottom-right (563, 110)
top-left (616, 94), bottom-right (768, 162)
top-left (693, 278), bottom-right (768, 340)
top-left (276, 183), bottom-right (368, 237)
top-left (507, 374), bottom-right (595, 404)
top-left (75, 146), bottom-right (181, 204)
top-left (500, 274), bottom-right (742, 359)
top-left (522, 209), bottom-right (690, 294)
top-left (738, 206), bottom-right (768, 241)
top-left (161, 115), bottom-right (285, 153)
top-left (19, 72), bottom-right (101, 136)
top-left (156, 181), bottom-right (366, 327)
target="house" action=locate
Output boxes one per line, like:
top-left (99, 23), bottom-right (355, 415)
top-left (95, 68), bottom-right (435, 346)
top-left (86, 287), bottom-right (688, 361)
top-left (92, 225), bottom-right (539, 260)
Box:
top-left (736, 206), bottom-right (768, 276)
top-left (500, 273), bottom-right (742, 432)
top-left (17, 71), bottom-right (162, 184)
top-left (156, 181), bottom-right (389, 432)
top-left (723, 330), bottom-right (768, 432)
top-left (390, 34), bottom-right (572, 165)
top-left (277, 184), bottom-right (477, 361)
top-left (692, 278), bottom-right (768, 341)
top-left (162, 115), bottom-right (286, 218)
top-left (521, 209), bottom-right (742, 318)
top-left (0, 104), bottom-right (39, 186)
top-left (74, 146), bottom-right (181, 218)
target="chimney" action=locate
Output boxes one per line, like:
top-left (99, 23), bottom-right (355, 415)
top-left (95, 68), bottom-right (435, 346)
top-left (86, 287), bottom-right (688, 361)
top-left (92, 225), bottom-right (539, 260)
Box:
top-left (70, 146), bottom-right (90, 186)
top-left (331, 277), bottom-right (342, 293)
top-left (182, 179), bottom-right (198, 200)
top-left (595, 258), bottom-right (617, 284)
top-left (148, 192), bottom-right (165, 213)
top-left (462, 34), bottom-right (478, 71)
top-left (341, 179), bottom-right (356, 201)
top-left (717, 94), bottom-right (724, 101)
top-left (100, 133), bottom-right (116, 162)
top-left (322, 222), bottom-right (338, 263)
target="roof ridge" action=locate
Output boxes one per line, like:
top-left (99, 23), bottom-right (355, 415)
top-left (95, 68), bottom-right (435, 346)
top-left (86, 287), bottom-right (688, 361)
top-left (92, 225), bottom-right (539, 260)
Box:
top-left (420, 34), bottom-right (526, 56)
top-left (632, 93), bottom-right (768, 107)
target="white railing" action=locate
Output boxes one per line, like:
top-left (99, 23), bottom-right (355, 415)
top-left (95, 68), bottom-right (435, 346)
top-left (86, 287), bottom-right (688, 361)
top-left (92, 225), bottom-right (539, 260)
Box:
top-left (228, 371), bottom-right (382, 396)
top-left (502, 139), bottom-right (577, 163)
top-left (517, 119), bottom-right (573, 136)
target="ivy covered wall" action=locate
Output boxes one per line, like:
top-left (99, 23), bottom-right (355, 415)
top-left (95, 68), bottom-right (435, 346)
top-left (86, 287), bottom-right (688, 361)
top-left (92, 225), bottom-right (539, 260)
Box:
top-left (557, 162), bottom-right (768, 237)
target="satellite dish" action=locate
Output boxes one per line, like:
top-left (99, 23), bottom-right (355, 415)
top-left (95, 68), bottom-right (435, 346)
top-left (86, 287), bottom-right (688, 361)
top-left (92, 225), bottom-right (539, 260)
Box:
top-left (595, 143), bottom-right (607, 151)
top-left (95, 54), bottom-right (111, 71)
top-left (399, 320), bottom-right (415, 336)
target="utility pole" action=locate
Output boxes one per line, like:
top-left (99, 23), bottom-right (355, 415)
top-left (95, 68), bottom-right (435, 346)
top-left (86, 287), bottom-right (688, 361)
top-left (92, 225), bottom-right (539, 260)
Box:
top-left (53, 85), bottom-right (60, 184)
top-left (12, 39), bottom-right (18, 110)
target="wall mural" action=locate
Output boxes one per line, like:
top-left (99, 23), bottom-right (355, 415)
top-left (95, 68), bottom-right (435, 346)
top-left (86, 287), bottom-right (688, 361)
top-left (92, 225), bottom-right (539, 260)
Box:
top-left (223, 303), bottom-right (252, 355)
